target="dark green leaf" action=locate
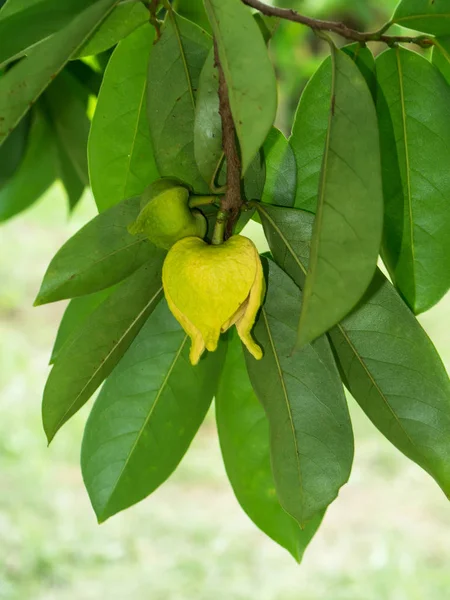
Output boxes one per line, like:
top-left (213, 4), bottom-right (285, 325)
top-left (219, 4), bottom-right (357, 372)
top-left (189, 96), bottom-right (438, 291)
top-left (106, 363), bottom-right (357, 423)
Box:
top-left (0, 111), bottom-right (30, 186)
top-left (393, 0), bottom-right (450, 35)
top-left (0, 109), bottom-right (55, 222)
top-left (262, 128), bottom-right (296, 208)
top-left (50, 287), bottom-right (116, 364)
top-left (74, 1), bottom-right (149, 58)
top-left (147, 11), bottom-right (211, 193)
top-left (42, 261), bottom-right (164, 442)
top-left (342, 43), bottom-right (376, 100)
top-left (44, 70), bottom-right (90, 186)
top-left (81, 299), bottom-right (225, 522)
top-left (66, 60), bottom-right (103, 96)
top-left (0, 0), bottom-right (99, 69)
top-left (296, 46), bottom-right (383, 348)
top-left (56, 137), bottom-right (85, 211)
top-left (173, 0), bottom-right (211, 34)
top-left (203, 0), bottom-right (277, 174)
top-left (35, 196), bottom-right (159, 305)
top-left (0, 0), bottom-right (118, 146)
top-left (245, 257), bottom-right (353, 526)
top-left (377, 47), bottom-right (450, 313)
top-left (89, 23), bottom-right (159, 212)
top-left (432, 37), bottom-right (450, 84)
top-left (257, 202), bottom-right (450, 499)
top-left (216, 330), bottom-right (324, 560)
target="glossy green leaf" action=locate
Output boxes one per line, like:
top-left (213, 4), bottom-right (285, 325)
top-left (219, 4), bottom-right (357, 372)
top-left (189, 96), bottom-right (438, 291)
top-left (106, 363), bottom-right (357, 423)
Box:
top-left (432, 37), bottom-right (450, 84)
top-left (42, 261), bottom-right (164, 442)
top-left (89, 24), bottom-right (159, 212)
top-left (74, 1), bottom-right (149, 58)
top-left (342, 43), bottom-right (376, 100)
top-left (296, 46), bottom-right (383, 348)
top-left (35, 196), bottom-right (159, 304)
top-left (81, 299), bottom-right (225, 522)
top-left (44, 70), bottom-right (90, 186)
top-left (393, 0), bottom-right (450, 35)
top-left (50, 287), bottom-right (116, 364)
top-left (262, 128), bottom-right (296, 208)
top-left (245, 257), bottom-right (353, 526)
top-left (147, 11), bottom-right (211, 193)
top-left (0, 110), bottom-right (55, 222)
top-left (0, 0), bottom-right (118, 146)
top-left (257, 202), bottom-right (450, 499)
top-left (377, 47), bottom-right (450, 313)
top-left (0, 112), bottom-right (30, 186)
top-left (173, 0), bottom-right (211, 33)
top-left (203, 0), bottom-right (277, 174)
top-left (216, 331), bottom-right (324, 560)
top-left (0, 0), bottom-right (98, 68)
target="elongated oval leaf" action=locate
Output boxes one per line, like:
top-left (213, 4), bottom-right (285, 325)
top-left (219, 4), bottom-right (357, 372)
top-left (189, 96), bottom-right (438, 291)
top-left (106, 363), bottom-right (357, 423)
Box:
top-left (35, 196), bottom-right (157, 305)
top-left (147, 11), bottom-right (211, 193)
top-left (74, 1), bottom-right (149, 59)
top-left (203, 0), bottom-right (277, 174)
top-left (89, 24), bottom-right (158, 212)
top-left (257, 202), bottom-right (450, 499)
top-left (393, 0), bottom-right (450, 35)
top-left (0, 112), bottom-right (30, 187)
top-left (0, 109), bottom-right (56, 222)
top-left (296, 46), bottom-right (383, 348)
top-left (262, 127), bottom-right (296, 208)
top-left (50, 287), bottom-right (116, 364)
top-left (42, 261), bottom-right (165, 442)
top-left (377, 47), bottom-right (450, 314)
top-left (81, 299), bottom-right (225, 522)
top-left (0, 0), bottom-right (118, 146)
top-left (216, 330), bottom-right (324, 560)
top-left (432, 37), bottom-right (450, 84)
top-left (246, 257), bottom-right (353, 526)
top-left (174, 0), bottom-right (211, 34)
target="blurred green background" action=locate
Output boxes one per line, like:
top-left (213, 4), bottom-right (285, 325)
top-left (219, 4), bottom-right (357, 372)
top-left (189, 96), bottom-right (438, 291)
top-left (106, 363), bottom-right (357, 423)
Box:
top-left (1, 0), bottom-right (450, 599)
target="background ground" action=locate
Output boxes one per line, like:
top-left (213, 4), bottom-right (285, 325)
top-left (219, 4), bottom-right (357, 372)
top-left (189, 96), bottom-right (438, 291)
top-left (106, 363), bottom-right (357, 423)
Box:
top-left (1, 186), bottom-right (450, 600)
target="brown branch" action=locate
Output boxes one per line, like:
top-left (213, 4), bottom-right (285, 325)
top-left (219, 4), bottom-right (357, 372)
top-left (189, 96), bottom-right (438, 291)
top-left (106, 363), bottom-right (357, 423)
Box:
top-left (214, 38), bottom-right (243, 240)
top-left (241, 0), bottom-right (434, 47)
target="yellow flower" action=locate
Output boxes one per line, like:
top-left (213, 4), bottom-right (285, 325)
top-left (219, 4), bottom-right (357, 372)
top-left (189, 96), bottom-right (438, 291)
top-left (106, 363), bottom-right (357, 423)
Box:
top-left (163, 235), bottom-right (265, 365)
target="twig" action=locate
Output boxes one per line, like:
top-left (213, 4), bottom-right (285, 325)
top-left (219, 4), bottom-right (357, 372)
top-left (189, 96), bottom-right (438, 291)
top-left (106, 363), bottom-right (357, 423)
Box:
top-left (241, 0), bottom-right (434, 47)
top-left (213, 38), bottom-right (243, 241)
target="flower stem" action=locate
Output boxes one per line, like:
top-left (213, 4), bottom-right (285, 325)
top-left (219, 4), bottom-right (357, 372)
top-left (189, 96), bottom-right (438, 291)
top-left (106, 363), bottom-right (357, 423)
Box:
top-left (211, 210), bottom-right (229, 245)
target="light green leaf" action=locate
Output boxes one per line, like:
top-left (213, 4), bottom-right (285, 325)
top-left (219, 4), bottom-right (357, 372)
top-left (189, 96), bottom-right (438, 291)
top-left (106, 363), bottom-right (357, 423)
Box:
top-left (377, 47), bottom-right (450, 314)
top-left (89, 24), bottom-right (159, 212)
top-left (0, 0), bottom-right (98, 68)
top-left (216, 330), bottom-right (324, 560)
top-left (262, 128), bottom-right (296, 208)
top-left (50, 287), bottom-right (116, 364)
top-left (147, 11), bottom-right (211, 193)
top-left (174, 0), bottom-right (211, 33)
top-left (42, 261), bottom-right (164, 442)
top-left (81, 299), bottom-right (225, 522)
top-left (257, 202), bottom-right (450, 499)
top-left (245, 257), bottom-right (353, 526)
top-left (342, 43), bottom-right (376, 100)
top-left (203, 0), bottom-right (277, 174)
top-left (35, 196), bottom-right (159, 304)
top-left (0, 0), bottom-right (118, 146)
top-left (432, 37), bottom-right (450, 84)
top-left (297, 46), bottom-right (383, 348)
top-left (0, 109), bottom-right (56, 222)
top-left (393, 0), bottom-right (450, 35)
top-left (74, 1), bottom-right (149, 58)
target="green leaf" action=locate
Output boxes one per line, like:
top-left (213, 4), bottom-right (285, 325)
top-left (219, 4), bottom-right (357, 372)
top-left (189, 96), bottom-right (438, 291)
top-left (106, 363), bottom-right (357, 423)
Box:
top-left (147, 11), bottom-right (211, 193)
top-left (50, 287), bottom-right (116, 364)
top-left (55, 137), bottom-right (85, 211)
top-left (393, 0), bottom-right (450, 35)
top-left (81, 299), bottom-right (225, 522)
top-left (203, 0), bottom-right (277, 174)
top-left (35, 196), bottom-right (159, 305)
top-left (89, 24), bottom-right (159, 212)
top-left (377, 47), bottom-right (450, 314)
top-left (432, 37), bottom-right (450, 84)
top-left (296, 46), bottom-right (383, 348)
top-left (216, 330), bottom-right (324, 560)
top-left (0, 0), bottom-right (118, 147)
top-left (44, 70), bottom-right (90, 186)
top-left (245, 257), bottom-right (353, 526)
top-left (262, 128), bottom-right (296, 208)
top-left (74, 1), bottom-right (149, 59)
top-left (257, 203), bottom-right (450, 499)
top-left (42, 261), bottom-right (164, 442)
top-left (66, 59), bottom-right (103, 97)
top-left (342, 43), bottom-right (376, 100)
top-left (0, 109), bottom-right (56, 222)
top-left (173, 0), bottom-right (211, 34)
top-left (0, 111), bottom-right (31, 186)
top-left (0, 0), bottom-right (100, 69)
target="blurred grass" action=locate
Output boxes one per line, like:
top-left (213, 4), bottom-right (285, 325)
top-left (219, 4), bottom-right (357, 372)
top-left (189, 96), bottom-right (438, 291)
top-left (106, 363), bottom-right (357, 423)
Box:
top-left (1, 187), bottom-right (450, 600)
